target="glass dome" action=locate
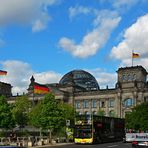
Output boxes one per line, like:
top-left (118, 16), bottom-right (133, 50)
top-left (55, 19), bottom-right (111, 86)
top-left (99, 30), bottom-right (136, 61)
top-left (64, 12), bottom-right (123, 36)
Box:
top-left (59, 70), bottom-right (99, 91)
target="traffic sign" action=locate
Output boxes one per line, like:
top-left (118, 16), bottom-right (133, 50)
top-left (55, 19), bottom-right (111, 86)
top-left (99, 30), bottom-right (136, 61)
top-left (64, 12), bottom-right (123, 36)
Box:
top-left (66, 120), bottom-right (70, 126)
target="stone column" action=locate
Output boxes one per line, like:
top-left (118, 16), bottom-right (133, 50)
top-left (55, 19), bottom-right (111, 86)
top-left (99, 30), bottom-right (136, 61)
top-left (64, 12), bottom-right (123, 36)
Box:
top-left (116, 89), bottom-right (122, 118)
top-left (133, 91), bottom-right (138, 106)
top-left (89, 99), bottom-right (92, 114)
top-left (137, 92), bottom-right (143, 105)
top-left (105, 98), bottom-right (109, 116)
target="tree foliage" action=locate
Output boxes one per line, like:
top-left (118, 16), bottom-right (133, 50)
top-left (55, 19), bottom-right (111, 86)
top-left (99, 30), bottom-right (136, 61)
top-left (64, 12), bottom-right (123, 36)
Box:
top-left (0, 96), bottom-right (15, 129)
top-left (12, 95), bottom-right (31, 127)
top-left (29, 93), bottom-right (75, 130)
top-left (30, 93), bottom-right (59, 129)
top-left (97, 109), bottom-right (105, 116)
top-left (39, 93), bottom-right (64, 129)
top-left (125, 102), bottom-right (148, 131)
top-left (58, 103), bottom-right (75, 127)
top-left (29, 101), bottom-right (42, 128)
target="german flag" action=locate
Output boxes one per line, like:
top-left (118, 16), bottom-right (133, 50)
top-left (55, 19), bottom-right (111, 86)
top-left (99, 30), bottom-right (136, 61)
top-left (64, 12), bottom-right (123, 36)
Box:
top-left (132, 53), bottom-right (140, 58)
top-left (34, 84), bottom-right (50, 94)
top-left (0, 70), bottom-right (7, 75)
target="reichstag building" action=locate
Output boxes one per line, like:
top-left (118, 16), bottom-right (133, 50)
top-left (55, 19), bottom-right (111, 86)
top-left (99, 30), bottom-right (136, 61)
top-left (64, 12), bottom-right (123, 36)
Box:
top-left (26, 65), bottom-right (148, 118)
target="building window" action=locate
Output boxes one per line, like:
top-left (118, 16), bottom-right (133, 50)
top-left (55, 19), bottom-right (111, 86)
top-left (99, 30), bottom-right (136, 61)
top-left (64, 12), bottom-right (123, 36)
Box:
top-left (133, 74), bottom-right (136, 80)
top-left (99, 101), bottom-right (105, 108)
top-left (77, 112), bottom-right (82, 115)
top-left (128, 74), bottom-right (132, 81)
top-left (122, 74), bottom-right (126, 81)
top-left (109, 100), bottom-right (114, 108)
top-left (144, 97), bottom-right (148, 102)
top-left (83, 100), bottom-right (89, 108)
top-left (123, 98), bottom-right (134, 107)
top-left (93, 111), bottom-right (97, 115)
top-left (92, 100), bottom-right (97, 108)
top-left (75, 101), bottom-right (81, 109)
top-left (85, 111), bottom-right (89, 115)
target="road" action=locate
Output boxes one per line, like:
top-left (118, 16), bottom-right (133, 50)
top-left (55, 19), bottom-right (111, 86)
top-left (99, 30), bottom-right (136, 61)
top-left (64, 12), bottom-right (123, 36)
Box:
top-left (42, 142), bottom-right (132, 148)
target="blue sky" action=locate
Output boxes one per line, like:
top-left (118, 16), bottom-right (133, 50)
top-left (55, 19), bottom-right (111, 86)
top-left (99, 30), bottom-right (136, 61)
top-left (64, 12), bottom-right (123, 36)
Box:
top-left (0, 0), bottom-right (148, 95)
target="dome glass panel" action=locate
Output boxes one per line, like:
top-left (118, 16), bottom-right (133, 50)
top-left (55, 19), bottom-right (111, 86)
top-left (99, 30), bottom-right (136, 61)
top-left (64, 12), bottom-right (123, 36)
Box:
top-left (59, 70), bottom-right (99, 91)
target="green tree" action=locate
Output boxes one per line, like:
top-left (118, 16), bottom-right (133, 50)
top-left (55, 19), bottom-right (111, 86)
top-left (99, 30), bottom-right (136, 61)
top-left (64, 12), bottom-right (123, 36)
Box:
top-left (29, 101), bottom-right (42, 128)
top-left (58, 103), bottom-right (75, 126)
top-left (12, 95), bottom-right (31, 128)
top-left (30, 93), bottom-right (65, 129)
top-left (29, 93), bottom-right (64, 139)
top-left (109, 110), bottom-right (117, 117)
top-left (97, 109), bottom-right (105, 116)
top-left (57, 103), bottom-right (75, 138)
top-left (29, 93), bottom-right (76, 140)
top-left (0, 96), bottom-right (15, 129)
top-left (125, 102), bottom-right (148, 131)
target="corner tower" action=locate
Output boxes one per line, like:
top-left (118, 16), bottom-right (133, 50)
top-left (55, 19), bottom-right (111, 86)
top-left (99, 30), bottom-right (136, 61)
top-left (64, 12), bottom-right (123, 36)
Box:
top-left (116, 65), bottom-right (148, 117)
top-left (117, 66), bottom-right (147, 89)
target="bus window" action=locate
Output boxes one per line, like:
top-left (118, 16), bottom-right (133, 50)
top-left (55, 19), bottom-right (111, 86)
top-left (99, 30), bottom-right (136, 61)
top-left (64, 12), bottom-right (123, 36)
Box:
top-left (75, 129), bottom-right (92, 138)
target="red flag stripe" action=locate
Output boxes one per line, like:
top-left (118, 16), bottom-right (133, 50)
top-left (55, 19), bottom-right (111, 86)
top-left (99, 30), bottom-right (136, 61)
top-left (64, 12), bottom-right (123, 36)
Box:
top-left (132, 53), bottom-right (140, 58)
top-left (0, 70), bottom-right (7, 75)
top-left (34, 85), bottom-right (50, 94)
top-left (34, 85), bottom-right (49, 91)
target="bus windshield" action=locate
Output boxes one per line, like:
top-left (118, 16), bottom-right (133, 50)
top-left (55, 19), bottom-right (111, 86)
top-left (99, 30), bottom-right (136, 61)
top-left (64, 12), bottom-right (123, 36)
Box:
top-left (75, 115), bottom-right (92, 125)
top-left (75, 128), bottom-right (92, 138)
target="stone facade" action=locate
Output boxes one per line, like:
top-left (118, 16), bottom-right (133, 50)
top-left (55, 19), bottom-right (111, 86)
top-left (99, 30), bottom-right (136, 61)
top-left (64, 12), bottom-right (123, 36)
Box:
top-left (0, 81), bottom-right (12, 97)
top-left (27, 65), bottom-right (148, 118)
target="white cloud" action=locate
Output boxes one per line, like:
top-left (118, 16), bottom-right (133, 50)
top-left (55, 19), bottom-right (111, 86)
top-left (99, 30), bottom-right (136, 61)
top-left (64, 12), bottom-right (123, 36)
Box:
top-left (32, 20), bottom-right (46, 32)
top-left (87, 68), bottom-right (117, 89)
top-left (0, 60), bottom-right (62, 95)
top-left (0, 60), bottom-right (33, 95)
top-left (34, 71), bottom-right (61, 84)
top-left (0, 60), bottom-right (118, 95)
top-left (32, 13), bottom-right (51, 32)
top-left (113, 0), bottom-right (138, 9)
top-left (59, 9), bottom-right (121, 58)
top-left (120, 59), bottom-right (148, 72)
top-left (100, 0), bottom-right (140, 10)
top-left (0, 0), bottom-right (58, 32)
top-left (110, 14), bottom-right (148, 70)
top-left (69, 6), bottom-right (92, 19)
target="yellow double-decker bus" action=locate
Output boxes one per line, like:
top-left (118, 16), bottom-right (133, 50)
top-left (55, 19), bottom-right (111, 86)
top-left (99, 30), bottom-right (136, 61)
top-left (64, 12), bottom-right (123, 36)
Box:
top-left (74, 114), bottom-right (125, 144)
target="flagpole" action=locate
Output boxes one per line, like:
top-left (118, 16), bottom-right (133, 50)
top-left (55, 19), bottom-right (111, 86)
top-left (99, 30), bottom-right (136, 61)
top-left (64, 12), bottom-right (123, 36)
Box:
top-left (132, 50), bottom-right (134, 67)
top-left (32, 86), bottom-right (35, 106)
top-left (32, 82), bottom-right (35, 106)
top-left (132, 51), bottom-right (140, 67)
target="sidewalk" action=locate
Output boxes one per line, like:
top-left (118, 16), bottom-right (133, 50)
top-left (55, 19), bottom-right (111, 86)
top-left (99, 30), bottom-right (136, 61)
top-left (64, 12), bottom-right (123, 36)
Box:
top-left (32, 142), bottom-right (73, 148)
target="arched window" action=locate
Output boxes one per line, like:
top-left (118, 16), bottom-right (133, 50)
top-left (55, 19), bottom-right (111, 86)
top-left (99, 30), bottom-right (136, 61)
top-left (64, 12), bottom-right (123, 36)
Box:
top-left (78, 112), bottom-right (82, 115)
top-left (123, 98), bottom-right (134, 107)
top-left (75, 101), bottom-right (81, 109)
top-left (109, 99), bottom-right (114, 108)
top-left (85, 111), bottom-right (89, 115)
top-left (92, 100), bottom-right (97, 108)
top-left (93, 111), bottom-right (97, 115)
top-left (83, 100), bottom-right (89, 108)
